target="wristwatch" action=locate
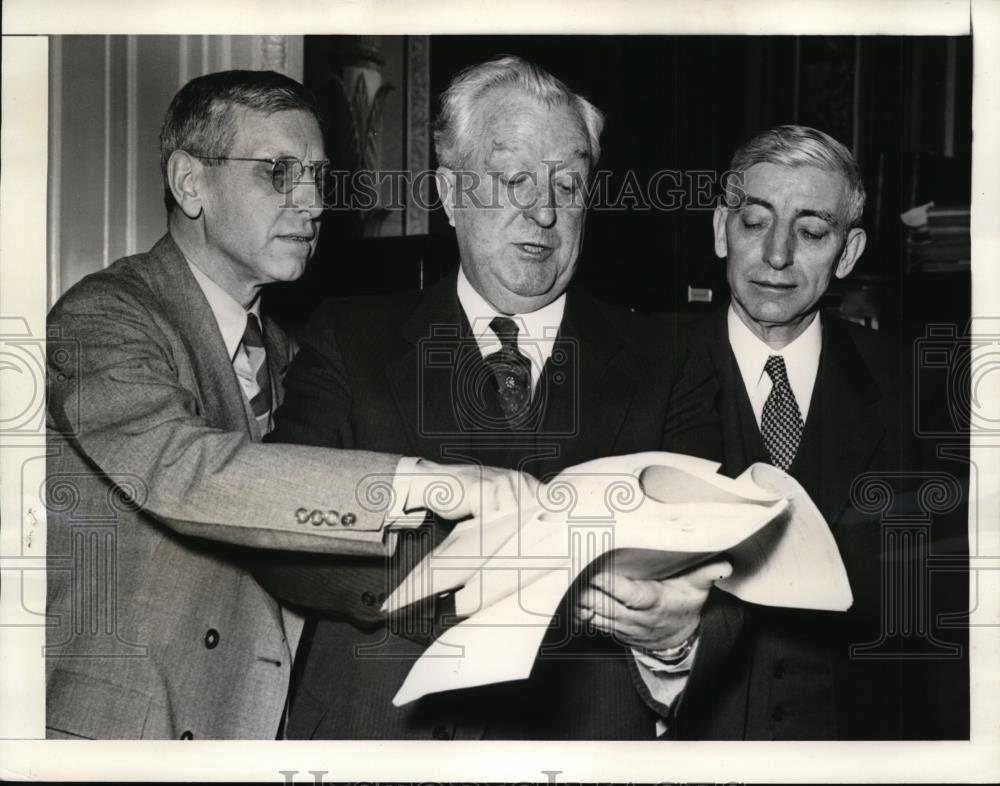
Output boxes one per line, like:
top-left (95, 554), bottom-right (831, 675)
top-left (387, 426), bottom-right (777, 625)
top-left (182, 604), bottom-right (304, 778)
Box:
top-left (643, 629), bottom-right (698, 666)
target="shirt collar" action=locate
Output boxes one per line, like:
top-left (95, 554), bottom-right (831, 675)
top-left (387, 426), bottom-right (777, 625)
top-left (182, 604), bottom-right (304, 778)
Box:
top-left (186, 259), bottom-right (262, 361)
top-left (455, 266), bottom-right (566, 356)
top-left (727, 304), bottom-right (823, 392)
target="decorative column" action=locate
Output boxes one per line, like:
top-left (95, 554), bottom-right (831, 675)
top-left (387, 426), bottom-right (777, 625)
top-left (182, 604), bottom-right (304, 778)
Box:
top-left (44, 472), bottom-right (149, 658)
top-left (849, 471), bottom-right (964, 660)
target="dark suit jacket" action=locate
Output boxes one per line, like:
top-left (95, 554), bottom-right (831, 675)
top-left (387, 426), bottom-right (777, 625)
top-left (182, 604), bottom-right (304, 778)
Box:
top-left (671, 308), bottom-right (969, 740)
top-left (254, 274), bottom-right (722, 739)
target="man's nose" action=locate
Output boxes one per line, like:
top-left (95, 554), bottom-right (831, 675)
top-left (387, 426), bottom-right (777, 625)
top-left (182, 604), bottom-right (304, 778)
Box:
top-left (288, 170), bottom-right (325, 219)
top-left (763, 224), bottom-right (793, 269)
top-left (523, 183), bottom-right (557, 228)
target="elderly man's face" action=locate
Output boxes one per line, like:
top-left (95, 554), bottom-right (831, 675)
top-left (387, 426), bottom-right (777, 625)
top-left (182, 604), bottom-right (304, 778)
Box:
top-left (198, 107), bottom-right (325, 292)
top-left (441, 88), bottom-right (591, 314)
top-left (713, 162), bottom-right (866, 347)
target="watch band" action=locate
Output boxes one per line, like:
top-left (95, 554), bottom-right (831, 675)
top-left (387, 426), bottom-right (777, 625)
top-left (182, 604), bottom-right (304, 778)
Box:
top-left (643, 629), bottom-right (698, 666)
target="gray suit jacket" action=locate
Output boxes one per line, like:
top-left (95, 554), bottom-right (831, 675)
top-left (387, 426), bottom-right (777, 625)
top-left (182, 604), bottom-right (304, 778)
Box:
top-left (45, 233), bottom-right (401, 739)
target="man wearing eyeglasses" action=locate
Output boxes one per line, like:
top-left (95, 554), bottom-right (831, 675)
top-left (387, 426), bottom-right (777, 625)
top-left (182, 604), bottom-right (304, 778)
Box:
top-left (45, 69), bottom-right (531, 741)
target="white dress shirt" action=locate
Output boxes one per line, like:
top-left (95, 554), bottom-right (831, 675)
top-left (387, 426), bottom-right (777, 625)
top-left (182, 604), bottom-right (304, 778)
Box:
top-left (727, 305), bottom-right (822, 427)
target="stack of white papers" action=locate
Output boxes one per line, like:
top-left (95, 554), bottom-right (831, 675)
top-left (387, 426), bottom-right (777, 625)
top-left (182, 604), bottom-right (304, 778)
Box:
top-left (382, 451), bottom-right (852, 706)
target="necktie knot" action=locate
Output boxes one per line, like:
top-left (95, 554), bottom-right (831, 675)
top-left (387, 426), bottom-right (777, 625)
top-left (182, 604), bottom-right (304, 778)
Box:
top-left (243, 313), bottom-right (265, 349)
top-left (764, 354), bottom-right (789, 384)
top-left (490, 316), bottom-right (520, 353)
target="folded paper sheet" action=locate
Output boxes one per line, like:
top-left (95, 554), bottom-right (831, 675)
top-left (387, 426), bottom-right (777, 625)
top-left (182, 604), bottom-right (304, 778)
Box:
top-left (383, 451), bottom-right (852, 706)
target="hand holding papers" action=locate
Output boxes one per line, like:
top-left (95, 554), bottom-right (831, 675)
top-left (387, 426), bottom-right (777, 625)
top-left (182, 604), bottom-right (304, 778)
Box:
top-left (383, 451), bottom-right (853, 706)
top-left (395, 458), bottom-right (542, 523)
top-left (576, 559), bottom-right (733, 651)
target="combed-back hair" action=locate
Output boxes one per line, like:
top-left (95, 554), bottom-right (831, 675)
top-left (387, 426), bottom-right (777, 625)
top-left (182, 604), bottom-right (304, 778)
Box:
top-left (724, 124), bottom-right (866, 228)
top-left (433, 55), bottom-right (605, 170)
top-left (159, 69), bottom-right (320, 211)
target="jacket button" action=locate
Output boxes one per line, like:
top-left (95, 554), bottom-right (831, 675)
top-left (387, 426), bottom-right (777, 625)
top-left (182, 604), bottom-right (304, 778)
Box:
top-left (432, 725), bottom-right (451, 740)
top-left (310, 509), bottom-right (324, 526)
top-left (204, 629), bottom-right (220, 649)
top-left (180, 730), bottom-right (194, 740)
top-left (361, 591), bottom-right (377, 606)
top-left (342, 512), bottom-right (357, 527)
top-left (772, 707), bottom-right (785, 722)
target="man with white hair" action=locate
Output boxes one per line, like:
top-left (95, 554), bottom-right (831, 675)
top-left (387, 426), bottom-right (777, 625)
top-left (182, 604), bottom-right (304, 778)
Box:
top-left (45, 69), bottom-right (529, 740)
top-left (254, 55), bottom-right (727, 739)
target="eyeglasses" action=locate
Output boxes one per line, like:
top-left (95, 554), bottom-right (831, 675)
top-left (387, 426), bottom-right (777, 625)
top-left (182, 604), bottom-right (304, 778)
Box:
top-left (188, 153), bottom-right (333, 197)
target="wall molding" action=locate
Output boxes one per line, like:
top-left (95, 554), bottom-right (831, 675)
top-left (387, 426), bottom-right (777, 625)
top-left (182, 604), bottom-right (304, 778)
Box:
top-left (405, 35), bottom-right (431, 236)
top-left (102, 36), bottom-right (112, 269)
top-left (125, 35), bottom-right (138, 257)
top-left (47, 37), bottom-right (62, 306)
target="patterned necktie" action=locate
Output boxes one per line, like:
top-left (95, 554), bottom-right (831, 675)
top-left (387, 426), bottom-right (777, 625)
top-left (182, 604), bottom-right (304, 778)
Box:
top-left (485, 316), bottom-right (532, 422)
top-left (761, 354), bottom-right (804, 471)
top-left (241, 313), bottom-right (273, 425)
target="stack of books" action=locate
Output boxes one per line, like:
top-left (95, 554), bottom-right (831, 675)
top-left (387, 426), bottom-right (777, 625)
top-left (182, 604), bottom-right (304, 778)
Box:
top-left (901, 202), bottom-right (970, 271)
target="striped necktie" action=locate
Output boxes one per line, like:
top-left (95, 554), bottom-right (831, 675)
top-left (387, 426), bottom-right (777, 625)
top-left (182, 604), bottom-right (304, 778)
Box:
top-left (240, 313), bottom-right (273, 430)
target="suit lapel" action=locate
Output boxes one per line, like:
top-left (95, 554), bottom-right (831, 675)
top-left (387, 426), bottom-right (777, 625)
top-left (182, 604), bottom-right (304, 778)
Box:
top-left (385, 283), bottom-right (640, 476)
top-left (141, 234), bottom-right (253, 437)
top-left (705, 308), bottom-right (886, 520)
top-left (535, 291), bottom-right (637, 476)
top-left (385, 276), bottom-right (511, 467)
top-left (804, 317), bottom-right (886, 528)
top-left (262, 315), bottom-right (291, 409)
top-left (703, 309), bottom-right (767, 478)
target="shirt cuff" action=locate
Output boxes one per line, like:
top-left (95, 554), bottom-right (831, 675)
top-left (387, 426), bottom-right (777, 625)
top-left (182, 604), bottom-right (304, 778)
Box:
top-left (629, 637), bottom-right (698, 724)
top-left (385, 456), bottom-right (430, 530)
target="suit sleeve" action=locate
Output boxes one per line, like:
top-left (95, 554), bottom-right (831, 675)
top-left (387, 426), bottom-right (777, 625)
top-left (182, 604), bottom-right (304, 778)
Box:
top-left (253, 300), bottom-right (392, 618)
top-left (47, 278), bottom-right (401, 556)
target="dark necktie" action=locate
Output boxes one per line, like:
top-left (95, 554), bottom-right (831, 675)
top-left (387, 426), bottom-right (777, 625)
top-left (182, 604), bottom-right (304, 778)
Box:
top-left (761, 354), bottom-right (804, 471)
top-left (241, 313), bottom-right (273, 422)
top-left (485, 315), bottom-right (532, 422)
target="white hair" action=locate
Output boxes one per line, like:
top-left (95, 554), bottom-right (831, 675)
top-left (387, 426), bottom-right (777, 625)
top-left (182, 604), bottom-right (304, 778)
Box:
top-left (433, 55), bottom-right (605, 169)
top-left (725, 124), bottom-right (866, 227)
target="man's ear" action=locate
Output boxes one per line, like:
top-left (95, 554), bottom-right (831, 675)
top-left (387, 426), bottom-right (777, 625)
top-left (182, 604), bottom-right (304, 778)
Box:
top-left (712, 203), bottom-right (729, 259)
top-left (166, 150), bottom-right (204, 220)
top-left (436, 167), bottom-right (457, 228)
top-left (835, 227), bottom-right (867, 279)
